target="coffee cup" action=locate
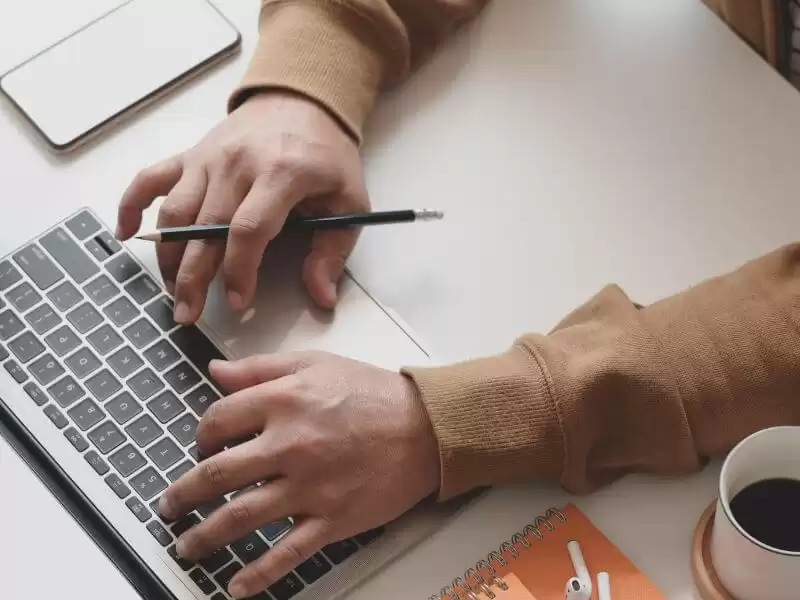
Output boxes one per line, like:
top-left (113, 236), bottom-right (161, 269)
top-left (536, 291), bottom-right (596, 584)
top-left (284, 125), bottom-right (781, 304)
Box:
top-left (710, 426), bottom-right (800, 599)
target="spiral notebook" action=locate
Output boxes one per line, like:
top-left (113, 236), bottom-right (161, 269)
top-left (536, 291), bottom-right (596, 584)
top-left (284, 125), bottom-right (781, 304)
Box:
top-left (427, 504), bottom-right (666, 600)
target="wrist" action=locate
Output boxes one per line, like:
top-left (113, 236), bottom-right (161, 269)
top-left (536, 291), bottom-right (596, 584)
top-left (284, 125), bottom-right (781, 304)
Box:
top-left (400, 373), bottom-right (442, 499)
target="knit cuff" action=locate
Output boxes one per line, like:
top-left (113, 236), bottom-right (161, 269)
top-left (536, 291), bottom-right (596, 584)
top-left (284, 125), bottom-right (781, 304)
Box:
top-left (227, 1), bottom-right (387, 143)
top-left (402, 344), bottom-right (565, 501)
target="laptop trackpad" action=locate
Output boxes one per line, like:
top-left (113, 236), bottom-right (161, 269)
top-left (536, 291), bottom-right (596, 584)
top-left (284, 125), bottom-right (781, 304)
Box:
top-left (0, 435), bottom-right (140, 599)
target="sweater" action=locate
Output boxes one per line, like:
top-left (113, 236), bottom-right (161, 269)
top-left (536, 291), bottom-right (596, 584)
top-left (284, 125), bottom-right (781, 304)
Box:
top-left (229, 0), bottom-right (800, 500)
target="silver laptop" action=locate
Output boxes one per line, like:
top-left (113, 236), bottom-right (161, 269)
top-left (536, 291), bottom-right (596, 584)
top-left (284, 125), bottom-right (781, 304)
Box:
top-left (0, 208), bottom-right (466, 600)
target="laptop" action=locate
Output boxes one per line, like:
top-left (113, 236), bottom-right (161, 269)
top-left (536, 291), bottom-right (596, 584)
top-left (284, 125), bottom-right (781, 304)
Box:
top-left (0, 208), bottom-right (467, 600)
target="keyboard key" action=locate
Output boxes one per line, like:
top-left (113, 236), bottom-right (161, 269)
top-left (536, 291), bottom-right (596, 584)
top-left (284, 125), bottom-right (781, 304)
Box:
top-left (103, 296), bottom-right (139, 327)
top-left (6, 282), bottom-right (42, 312)
top-left (147, 390), bottom-right (185, 424)
top-left (231, 532), bottom-right (268, 564)
top-left (109, 444), bottom-right (147, 477)
top-left (40, 228), bottom-right (100, 284)
top-left (125, 414), bottom-right (162, 447)
top-left (146, 520), bottom-right (173, 546)
top-left (66, 302), bottom-right (102, 334)
top-left (167, 544), bottom-right (193, 571)
top-left (44, 325), bottom-right (80, 357)
top-left (185, 384), bottom-right (219, 417)
top-left (65, 347), bottom-right (101, 379)
top-left (213, 562), bottom-right (242, 591)
top-left (8, 331), bottom-right (45, 363)
top-left (171, 513), bottom-right (201, 537)
top-left (189, 569), bottom-right (217, 594)
top-left (125, 274), bottom-right (160, 305)
top-left (84, 450), bottom-right (110, 475)
top-left (199, 546), bottom-right (234, 573)
top-left (63, 427), bottom-right (89, 452)
top-left (169, 326), bottom-right (225, 381)
top-left (168, 414), bottom-right (198, 447)
top-left (0, 260), bottom-right (22, 291)
top-left (23, 381), bottom-right (46, 406)
top-left (46, 281), bottom-right (81, 311)
top-left (146, 437), bottom-right (183, 470)
top-left (166, 460), bottom-right (193, 483)
top-left (106, 391), bottom-right (142, 425)
top-left (145, 296), bottom-right (176, 331)
top-left (87, 325), bottom-right (123, 356)
top-left (13, 244), bottom-right (63, 290)
top-left (269, 572), bottom-right (305, 600)
top-left (29, 353), bottom-right (65, 385)
top-left (188, 445), bottom-right (202, 462)
top-left (259, 519), bottom-right (292, 542)
top-left (88, 231), bottom-right (121, 258)
top-left (65, 210), bottom-right (101, 240)
top-left (143, 340), bottom-right (180, 372)
top-left (84, 275), bottom-right (119, 306)
top-left (106, 252), bottom-right (141, 283)
top-left (43, 404), bottom-right (68, 429)
top-left (128, 368), bottom-right (164, 401)
top-left (322, 539), bottom-right (359, 564)
top-left (197, 496), bottom-right (226, 518)
top-left (4, 359), bottom-right (27, 383)
top-left (48, 375), bottom-right (84, 408)
top-left (84, 238), bottom-right (110, 262)
top-left (107, 346), bottom-right (144, 379)
top-left (85, 369), bottom-right (122, 402)
top-left (0, 344), bottom-right (7, 361)
top-left (0, 310), bottom-right (25, 340)
top-left (164, 362), bottom-right (201, 395)
top-left (25, 303), bottom-right (62, 335)
top-left (295, 553), bottom-right (332, 584)
top-left (105, 473), bottom-right (131, 499)
top-left (130, 466), bottom-right (168, 501)
top-left (125, 497), bottom-right (152, 522)
top-left (123, 318), bottom-right (159, 349)
top-left (88, 421), bottom-right (125, 454)
top-left (210, 594), bottom-right (227, 600)
top-left (354, 526), bottom-right (385, 546)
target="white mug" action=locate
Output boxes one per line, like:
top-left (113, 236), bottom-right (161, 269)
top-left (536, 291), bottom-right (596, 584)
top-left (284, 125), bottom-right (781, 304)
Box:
top-left (710, 426), bottom-right (800, 599)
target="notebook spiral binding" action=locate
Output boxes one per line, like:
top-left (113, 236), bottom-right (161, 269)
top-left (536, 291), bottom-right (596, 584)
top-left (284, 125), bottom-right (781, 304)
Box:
top-left (427, 507), bottom-right (567, 600)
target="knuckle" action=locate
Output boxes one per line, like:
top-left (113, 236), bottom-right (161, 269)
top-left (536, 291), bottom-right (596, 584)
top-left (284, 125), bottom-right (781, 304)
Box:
top-left (229, 214), bottom-right (265, 242)
top-left (280, 542), bottom-right (309, 564)
top-left (218, 143), bottom-right (247, 171)
top-left (158, 200), bottom-right (188, 226)
top-left (174, 270), bottom-right (199, 292)
top-left (197, 403), bottom-right (221, 443)
top-left (201, 458), bottom-right (226, 487)
top-left (224, 500), bottom-right (251, 526)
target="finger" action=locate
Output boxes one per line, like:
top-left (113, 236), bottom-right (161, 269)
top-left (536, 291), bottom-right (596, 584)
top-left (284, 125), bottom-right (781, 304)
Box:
top-left (159, 437), bottom-right (275, 521)
top-left (155, 168), bottom-right (208, 290)
top-left (222, 176), bottom-right (304, 310)
top-left (209, 354), bottom-right (303, 394)
top-left (172, 171), bottom-right (250, 324)
top-left (302, 227), bottom-right (359, 309)
top-left (228, 518), bottom-right (331, 598)
top-left (117, 156), bottom-right (183, 239)
top-left (176, 480), bottom-right (293, 561)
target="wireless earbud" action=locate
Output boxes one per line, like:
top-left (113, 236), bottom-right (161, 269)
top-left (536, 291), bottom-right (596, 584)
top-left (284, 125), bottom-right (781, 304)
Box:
top-left (567, 540), bottom-right (593, 597)
top-left (564, 576), bottom-right (591, 600)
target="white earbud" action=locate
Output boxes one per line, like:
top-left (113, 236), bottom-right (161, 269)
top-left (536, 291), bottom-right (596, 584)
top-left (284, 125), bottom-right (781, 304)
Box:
top-left (567, 540), bottom-right (593, 597)
top-left (597, 571), bottom-right (611, 600)
top-left (565, 576), bottom-right (591, 600)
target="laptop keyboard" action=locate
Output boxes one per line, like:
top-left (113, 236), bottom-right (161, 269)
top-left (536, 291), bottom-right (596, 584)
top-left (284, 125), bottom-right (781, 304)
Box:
top-left (0, 209), bottom-right (383, 600)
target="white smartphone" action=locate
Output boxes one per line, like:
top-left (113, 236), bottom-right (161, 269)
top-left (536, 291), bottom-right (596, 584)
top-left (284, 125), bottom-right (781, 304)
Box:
top-left (0, 0), bottom-right (241, 152)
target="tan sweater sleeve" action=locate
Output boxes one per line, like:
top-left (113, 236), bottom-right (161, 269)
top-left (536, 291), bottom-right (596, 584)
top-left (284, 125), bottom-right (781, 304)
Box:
top-left (228, 0), bottom-right (489, 141)
top-left (403, 244), bottom-right (800, 500)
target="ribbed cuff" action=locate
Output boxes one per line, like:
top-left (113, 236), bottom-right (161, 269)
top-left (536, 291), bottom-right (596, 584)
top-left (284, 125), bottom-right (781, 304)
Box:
top-left (402, 343), bottom-right (565, 501)
top-left (228, 1), bottom-right (386, 143)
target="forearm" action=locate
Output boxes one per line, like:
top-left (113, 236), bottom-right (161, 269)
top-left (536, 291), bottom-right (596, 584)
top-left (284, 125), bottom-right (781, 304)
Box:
top-left (405, 244), bottom-right (800, 499)
top-left (229, 0), bottom-right (489, 141)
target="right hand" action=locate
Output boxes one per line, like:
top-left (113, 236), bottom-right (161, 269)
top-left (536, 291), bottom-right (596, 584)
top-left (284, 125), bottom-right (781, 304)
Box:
top-left (116, 92), bottom-right (370, 324)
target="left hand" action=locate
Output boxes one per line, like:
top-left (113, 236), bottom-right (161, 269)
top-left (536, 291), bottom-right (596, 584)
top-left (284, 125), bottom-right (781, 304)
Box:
top-left (157, 351), bottom-right (440, 599)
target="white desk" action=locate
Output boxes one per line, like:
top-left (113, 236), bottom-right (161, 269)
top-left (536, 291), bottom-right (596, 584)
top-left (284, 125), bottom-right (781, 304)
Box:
top-left (2, 1), bottom-right (799, 599)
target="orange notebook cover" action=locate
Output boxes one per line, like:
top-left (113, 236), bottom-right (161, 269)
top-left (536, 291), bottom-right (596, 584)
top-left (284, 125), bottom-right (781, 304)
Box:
top-left (428, 504), bottom-right (666, 600)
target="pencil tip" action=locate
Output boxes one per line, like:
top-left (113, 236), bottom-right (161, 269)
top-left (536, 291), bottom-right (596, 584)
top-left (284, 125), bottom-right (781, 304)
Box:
top-left (134, 232), bottom-right (160, 242)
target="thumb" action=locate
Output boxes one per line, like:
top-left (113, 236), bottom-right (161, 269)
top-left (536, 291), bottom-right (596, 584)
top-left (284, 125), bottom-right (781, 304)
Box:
top-left (302, 228), bottom-right (358, 309)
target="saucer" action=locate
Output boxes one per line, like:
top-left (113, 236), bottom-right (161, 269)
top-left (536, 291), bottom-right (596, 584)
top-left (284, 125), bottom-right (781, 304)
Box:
top-left (691, 501), bottom-right (735, 600)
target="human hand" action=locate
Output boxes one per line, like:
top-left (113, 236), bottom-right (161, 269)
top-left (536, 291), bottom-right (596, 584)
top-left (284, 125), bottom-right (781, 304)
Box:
top-left (116, 92), bottom-right (369, 323)
top-left (157, 352), bottom-right (440, 598)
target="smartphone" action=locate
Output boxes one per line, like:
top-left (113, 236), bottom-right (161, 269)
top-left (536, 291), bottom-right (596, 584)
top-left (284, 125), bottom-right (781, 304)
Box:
top-left (0, 0), bottom-right (241, 152)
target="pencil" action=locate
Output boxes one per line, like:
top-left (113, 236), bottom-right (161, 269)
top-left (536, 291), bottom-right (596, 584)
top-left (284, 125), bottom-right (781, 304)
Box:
top-left (135, 209), bottom-right (444, 242)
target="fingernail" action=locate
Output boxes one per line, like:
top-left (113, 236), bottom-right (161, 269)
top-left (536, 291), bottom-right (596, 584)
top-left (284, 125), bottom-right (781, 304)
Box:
top-left (158, 494), bottom-right (176, 520)
top-left (227, 290), bottom-right (243, 310)
top-left (175, 536), bottom-right (188, 558)
top-left (165, 280), bottom-right (175, 295)
top-left (173, 301), bottom-right (191, 324)
top-left (229, 581), bottom-right (249, 599)
top-left (114, 226), bottom-right (123, 240)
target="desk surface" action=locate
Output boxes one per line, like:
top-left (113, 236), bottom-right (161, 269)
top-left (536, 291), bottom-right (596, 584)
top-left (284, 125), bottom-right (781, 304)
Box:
top-left (3, 1), bottom-right (800, 599)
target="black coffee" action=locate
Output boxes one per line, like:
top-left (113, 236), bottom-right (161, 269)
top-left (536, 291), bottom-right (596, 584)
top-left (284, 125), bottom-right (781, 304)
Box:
top-left (729, 478), bottom-right (800, 552)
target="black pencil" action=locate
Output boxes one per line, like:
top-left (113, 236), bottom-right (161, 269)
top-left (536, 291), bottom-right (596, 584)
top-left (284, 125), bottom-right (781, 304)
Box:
top-left (135, 209), bottom-right (444, 243)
